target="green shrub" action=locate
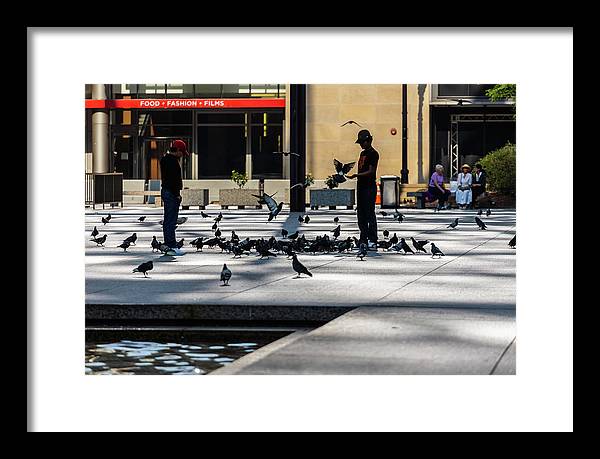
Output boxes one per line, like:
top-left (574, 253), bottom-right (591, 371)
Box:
top-left (479, 142), bottom-right (516, 195)
top-left (305, 173), bottom-right (315, 188)
top-left (230, 170), bottom-right (248, 189)
top-left (325, 175), bottom-right (339, 189)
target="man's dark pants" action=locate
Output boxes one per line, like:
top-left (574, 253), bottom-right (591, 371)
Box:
top-left (357, 183), bottom-right (378, 243)
top-left (161, 188), bottom-right (180, 248)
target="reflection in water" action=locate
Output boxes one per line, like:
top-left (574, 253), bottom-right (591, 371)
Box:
top-left (85, 340), bottom-right (259, 375)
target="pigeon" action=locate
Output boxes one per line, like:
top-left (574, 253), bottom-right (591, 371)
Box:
top-left (90, 226), bottom-right (99, 238)
top-left (101, 216), bottom-right (110, 225)
top-left (340, 120), bottom-right (362, 127)
top-left (304, 215), bottom-right (310, 224)
top-left (382, 229), bottom-right (389, 239)
top-left (389, 233), bottom-right (399, 245)
top-left (281, 228), bottom-right (288, 238)
top-left (298, 215), bottom-right (304, 223)
top-left (288, 231), bottom-right (299, 240)
top-left (292, 254), bottom-right (313, 277)
top-left (398, 238), bottom-right (414, 254)
top-left (220, 264), bottom-right (232, 286)
top-left (334, 216), bottom-right (339, 223)
top-left (200, 211), bottom-right (211, 218)
top-left (230, 231), bottom-right (240, 243)
top-left (411, 237), bottom-right (428, 253)
top-left (190, 237), bottom-right (204, 251)
top-left (257, 246), bottom-right (278, 259)
top-left (508, 235), bottom-right (516, 249)
top-left (396, 214), bottom-right (404, 223)
top-left (331, 225), bottom-right (341, 239)
top-left (138, 216), bottom-right (146, 222)
top-left (447, 218), bottom-right (459, 229)
top-left (212, 222), bottom-right (218, 231)
top-left (378, 240), bottom-right (393, 251)
top-left (91, 234), bottom-right (107, 247)
top-left (332, 158), bottom-right (356, 183)
top-left (175, 238), bottom-right (185, 249)
top-left (486, 208), bottom-right (491, 217)
top-left (477, 209), bottom-right (483, 216)
top-left (357, 242), bottom-right (368, 260)
top-left (118, 240), bottom-right (131, 252)
top-left (380, 211), bottom-right (389, 217)
top-left (430, 243), bottom-right (445, 258)
top-left (151, 236), bottom-right (161, 252)
top-left (214, 212), bottom-right (223, 223)
top-left (274, 151), bottom-right (300, 157)
top-left (133, 260), bottom-right (153, 277)
top-left (253, 192), bottom-right (283, 222)
top-left (475, 216), bottom-right (487, 230)
top-left (215, 228), bottom-right (222, 238)
top-left (176, 216), bottom-right (188, 225)
top-left (232, 245), bottom-right (250, 258)
top-left (123, 233), bottom-right (137, 245)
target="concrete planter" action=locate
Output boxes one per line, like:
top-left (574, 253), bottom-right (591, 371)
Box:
top-left (219, 188), bottom-right (261, 209)
top-left (310, 188), bottom-right (355, 209)
top-left (181, 188), bottom-right (209, 209)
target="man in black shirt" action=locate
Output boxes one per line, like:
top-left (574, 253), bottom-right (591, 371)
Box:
top-left (160, 139), bottom-right (188, 256)
top-left (471, 163), bottom-right (487, 208)
top-left (347, 129), bottom-right (379, 250)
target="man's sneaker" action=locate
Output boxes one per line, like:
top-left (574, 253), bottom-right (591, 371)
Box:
top-left (367, 241), bottom-right (378, 251)
top-left (165, 248), bottom-right (185, 256)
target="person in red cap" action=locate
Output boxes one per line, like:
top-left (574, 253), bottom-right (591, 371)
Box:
top-left (160, 139), bottom-right (189, 256)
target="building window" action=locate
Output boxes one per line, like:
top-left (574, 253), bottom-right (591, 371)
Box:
top-left (250, 112), bottom-right (284, 178)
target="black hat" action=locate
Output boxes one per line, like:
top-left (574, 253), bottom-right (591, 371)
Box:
top-left (355, 129), bottom-right (372, 144)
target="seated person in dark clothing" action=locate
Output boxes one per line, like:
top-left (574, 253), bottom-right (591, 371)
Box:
top-left (471, 163), bottom-right (487, 207)
top-left (428, 164), bottom-right (451, 210)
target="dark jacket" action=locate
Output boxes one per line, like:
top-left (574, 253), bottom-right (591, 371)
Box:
top-left (473, 170), bottom-right (487, 191)
top-left (160, 153), bottom-right (183, 195)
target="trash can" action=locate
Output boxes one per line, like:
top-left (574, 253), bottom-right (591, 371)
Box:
top-left (380, 175), bottom-right (400, 208)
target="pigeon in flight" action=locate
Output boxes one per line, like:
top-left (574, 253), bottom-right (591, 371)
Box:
top-left (200, 211), bottom-right (211, 218)
top-left (118, 240), bottom-right (131, 252)
top-left (90, 226), bottom-right (99, 238)
top-left (273, 151), bottom-right (300, 157)
top-left (411, 237), bottom-right (428, 253)
top-left (123, 233), bottom-right (137, 245)
top-left (292, 254), bottom-right (313, 278)
top-left (447, 218), bottom-right (459, 229)
top-left (220, 264), bottom-right (232, 286)
top-left (331, 225), bottom-right (341, 239)
top-left (486, 208), bottom-right (492, 217)
top-left (133, 260), bottom-right (153, 277)
top-left (151, 236), bottom-right (161, 252)
top-left (357, 242), bottom-right (368, 260)
top-left (253, 192), bottom-right (283, 222)
top-left (304, 215), bottom-right (310, 224)
top-left (138, 216), bottom-right (146, 222)
top-left (333, 216), bottom-right (339, 223)
top-left (430, 243), bottom-right (445, 258)
top-left (281, 229), bottom-right (288, 238)
top-left (91, 234), bottom-right (107, 247)
top-left (475, 216), bottom-right (487, 230)
top-left (333, 158), bottom-right (356, 183)
top-left (508, 235), bottom-right (516, 249)
top-left (340, 120), bottom-right (362, 127)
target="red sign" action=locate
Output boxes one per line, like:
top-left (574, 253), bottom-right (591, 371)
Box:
top-left (85, 98), bottom-right (285, 109)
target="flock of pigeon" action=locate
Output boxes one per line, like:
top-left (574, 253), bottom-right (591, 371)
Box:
top-left (89, 199), bottom-right (514, 286)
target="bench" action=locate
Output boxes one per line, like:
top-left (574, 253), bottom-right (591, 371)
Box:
top-left (406, 190), bottom-right (432, 209)
top-left (123, 190), bottom-right (162, 207)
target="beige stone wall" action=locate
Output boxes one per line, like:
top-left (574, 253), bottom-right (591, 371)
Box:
top-left (306, 84), bottom-right (430, 186)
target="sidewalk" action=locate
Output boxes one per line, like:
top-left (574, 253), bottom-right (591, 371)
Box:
top-left (86, 206), bottom-right (516, 313)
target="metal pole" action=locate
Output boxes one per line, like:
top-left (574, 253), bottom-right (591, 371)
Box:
top-left (400, 84), bottom-right (409, 184)
top-left (92, 84), bottom-right (109, 173)
top-left (289, 84), bottom-right (306, 212)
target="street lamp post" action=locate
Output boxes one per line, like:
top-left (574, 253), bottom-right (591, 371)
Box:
top-left (400, 84), bottom-right (409, 184)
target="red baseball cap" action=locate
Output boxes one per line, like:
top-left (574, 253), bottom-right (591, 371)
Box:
top-left (170, 139), bottom-right (189, 156)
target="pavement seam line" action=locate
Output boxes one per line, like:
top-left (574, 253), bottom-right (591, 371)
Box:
top-left (489, 336), bottom-right (516, 375)
top-left (374, 225), bottom-right (515, 303)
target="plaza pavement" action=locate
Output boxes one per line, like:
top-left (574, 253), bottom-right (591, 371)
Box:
top-left (85, 204), bottom-right (516, 374)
